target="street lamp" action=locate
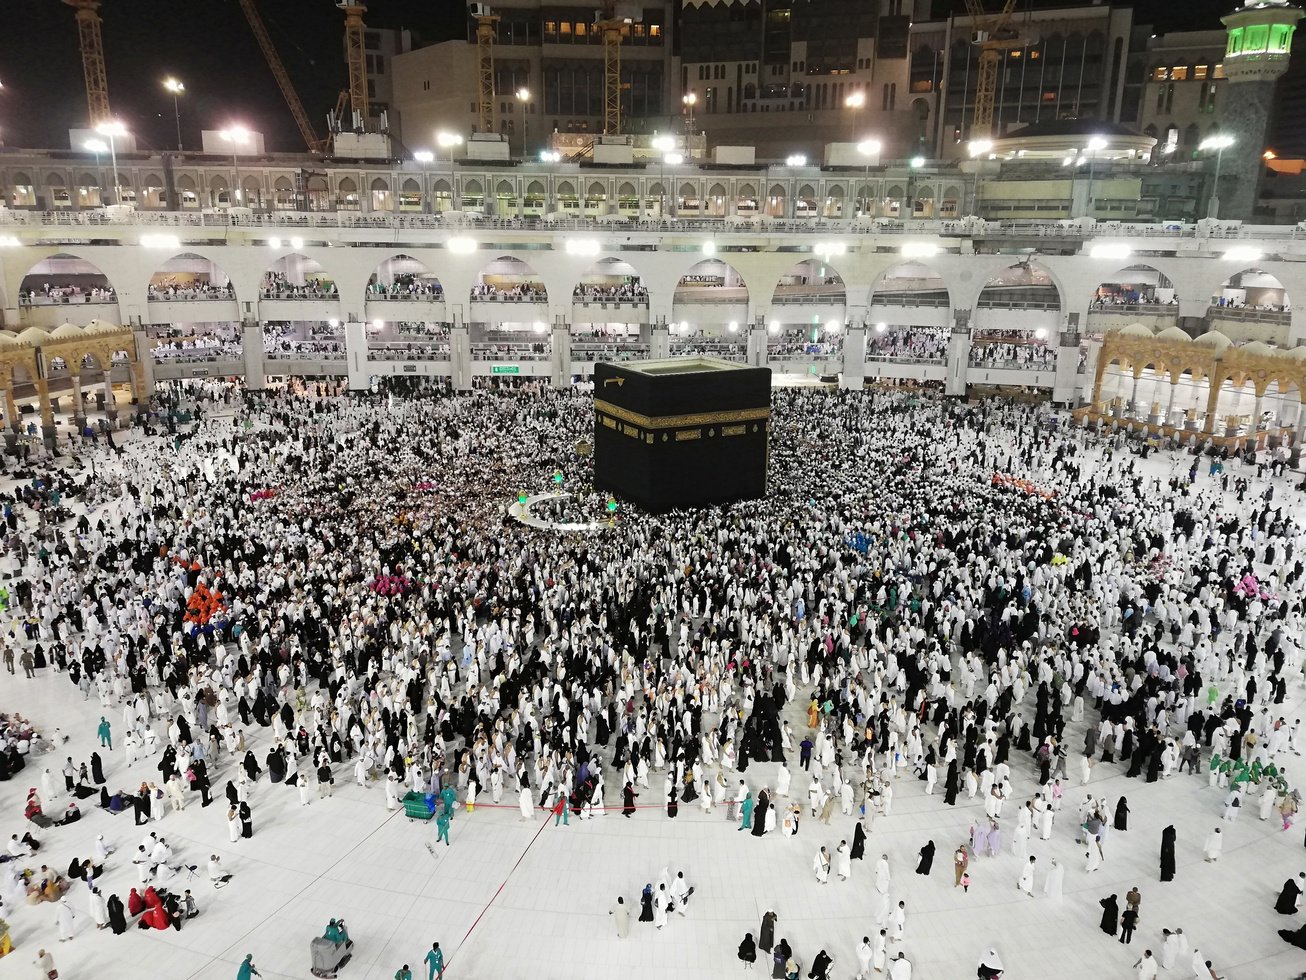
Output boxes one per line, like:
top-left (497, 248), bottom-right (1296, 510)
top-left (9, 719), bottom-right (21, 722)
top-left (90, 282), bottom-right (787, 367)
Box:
top-left (1085, 135), bottom-right (1107, 217)
top-left (437, 131), bottom-right (463, 213)
top-left (1201, 134), bottom-right (1236, 219)
top-left (83, 139), bottom-right (107, 205)
top-left (414, 150), bottom-right (433, 213)
top-left (857, 139), bottom-right (881, 215)
top-left (516, 87), bottom-right (531, 156)
top-left (682, 92), bottom-right (697, 136)
top-left (661, 151), bottom-right (683, 218)
top-left (218, 126), bottom-right (251, 207)
top-left (162, 78), bottom-right (184, 151)
top-left (844, 90), bottom-right (865, 140)
top-left (94, 119), bottom-right (126, 206)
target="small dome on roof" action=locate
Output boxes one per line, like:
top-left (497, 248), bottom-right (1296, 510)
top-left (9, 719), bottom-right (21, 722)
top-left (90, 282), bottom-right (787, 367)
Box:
top-left (49, 322), bottom-right (86, 340)
top-left (0, 334), bottom-right (20, 349)
top-left (1116, 322), bottom-right (1154, 338)
top-left (1238, 340), bottom-right (1279, 358)
top-left (1155, 326), bottom-right (1191, 342)
top-left (1283, 345), bottom-right (1306, 360)
top-left (16, 327), bottom-right (50, 346)
top-left (1193, 329), bottom-right (1232, 351)
top-left (83, 320), bottom-right (123, 335)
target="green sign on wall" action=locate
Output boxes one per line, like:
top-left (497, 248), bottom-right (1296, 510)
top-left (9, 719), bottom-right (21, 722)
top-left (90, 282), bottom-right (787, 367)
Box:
top-left (491, 365), bottom-right (521, 375)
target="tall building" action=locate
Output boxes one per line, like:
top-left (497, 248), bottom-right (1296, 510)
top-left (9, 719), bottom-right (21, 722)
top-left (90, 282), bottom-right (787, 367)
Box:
top-left (383, 1), bottom-right (1302, 167)
top-left (932, 5), bottom-right (1137, 157)
top-left (1217, 0), bottom-right (1303, 219)
top-left (389, 1), bottom-right (673, 157)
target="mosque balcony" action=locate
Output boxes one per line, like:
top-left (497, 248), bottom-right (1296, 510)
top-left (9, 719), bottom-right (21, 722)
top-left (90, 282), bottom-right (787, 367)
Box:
top-left (364, 359), bottom-right (453, 379)
top-left (260, 359), bottom-right (347, 378)
top-left (470, 343), bottom-right (551, 361)
top-left (265, 348), bottom-right (346, 361)
top-left (570, 343), bottom-right (651, 363)
top-left (152, 348), bottom-right (242, 366)
top-left (152, 358), bottom-right (245, 381)
top-left (470, 360), bottom-right (551, 378)
top-left (863, 359), bottom-right (947, 382)
top-left (1086, 308), bottom-right (1180, 333)
top-left (257, 298), bottom-right (341, 322)
top-left (364, 298), bottom-right (446, 322)
top-left (972, 304), bottom-right (1061, 331)
top-left (865, 352), bottom-right (948, 368)
top-left (667, 342), bottom-right (747, 361)
top-left (966, 366), bottom-right (1057, 389)
top-left (868, 293), bottom-right (950, 328)
top-left (468, 298), bottom-right (549, 325)
top-left (366, 344), bottom-right (450, 361)
top-left (769, 355), bottom-right (844, 375)
top-left (570, 299), bottom-right (650, 325)
top-left (145, 299), bottom-right (240, 326)
top-left (17, 301), bottom-right (119, 330)
top-left (1207, 306), bottom-right (1292, 346)
top-left (768, 300), bottom-right (848, 326)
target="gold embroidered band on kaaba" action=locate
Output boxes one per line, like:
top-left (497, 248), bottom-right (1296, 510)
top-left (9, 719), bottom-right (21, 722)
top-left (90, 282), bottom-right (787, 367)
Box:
top-left (594, 399), bottom-right (771, 430)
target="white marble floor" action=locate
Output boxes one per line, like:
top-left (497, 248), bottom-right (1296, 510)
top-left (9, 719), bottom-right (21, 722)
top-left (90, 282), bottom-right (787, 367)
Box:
top-left (0, 648), bottom-right (1304, 980)
top-left (1, 422), bottom-right (1306, 979)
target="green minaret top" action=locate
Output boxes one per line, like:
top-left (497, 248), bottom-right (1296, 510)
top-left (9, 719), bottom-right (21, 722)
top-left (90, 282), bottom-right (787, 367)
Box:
top-left (1222, 0), bottom-right (1303, 81)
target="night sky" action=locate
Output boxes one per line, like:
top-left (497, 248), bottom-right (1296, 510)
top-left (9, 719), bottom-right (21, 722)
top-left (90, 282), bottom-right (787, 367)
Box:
top-left (0, 0), bottom-right (1274, 153)
top-left (0, 0), bottom-right (462, 152)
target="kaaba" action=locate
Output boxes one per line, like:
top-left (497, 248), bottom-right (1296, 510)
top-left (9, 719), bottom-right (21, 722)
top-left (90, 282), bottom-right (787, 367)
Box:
top-left (593, 357), bottom-right (771, 512)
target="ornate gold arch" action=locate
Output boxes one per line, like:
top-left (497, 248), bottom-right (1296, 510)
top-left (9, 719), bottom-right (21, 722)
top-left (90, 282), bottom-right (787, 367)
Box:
top-left (2, 326), bottom-right (142, 432)
top-left (1083, 332), bottom-right (1306, 447)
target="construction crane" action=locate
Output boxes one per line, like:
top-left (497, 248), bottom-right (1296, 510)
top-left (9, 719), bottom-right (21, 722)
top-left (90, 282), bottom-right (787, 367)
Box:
top-left (596, 1), bottom-right (640, 135)
top-left (238, 0), bottom-right (328, 152)
top-left (339, 0), bottom-right (369, 126)
top-left (62, 0), bottom-right (111, 125)
top-left (962, 0), bottom-right (1020, 140)
top-left (470, 4), bottom-right (499, 137)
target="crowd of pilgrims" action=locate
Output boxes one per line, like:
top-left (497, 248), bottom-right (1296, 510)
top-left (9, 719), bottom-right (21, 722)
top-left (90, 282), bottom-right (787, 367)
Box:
top-left (6, 375), bottom-right (1304, 974)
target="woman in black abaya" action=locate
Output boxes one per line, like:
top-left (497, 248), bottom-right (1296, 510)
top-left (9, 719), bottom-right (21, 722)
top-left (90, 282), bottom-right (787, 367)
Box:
top-left (752, 788), bottom-right (770, 837)
top-left (850, 821), bottom-right (867, 860)
top-left (1159, 825), bottom-right (1176, 882)
top-left (915, 840), bottom-right (935, 875)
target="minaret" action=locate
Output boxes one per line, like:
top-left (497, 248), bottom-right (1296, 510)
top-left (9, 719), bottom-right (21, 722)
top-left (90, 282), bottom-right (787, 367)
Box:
top-left (1217, 0), bottom-right (1303, 220)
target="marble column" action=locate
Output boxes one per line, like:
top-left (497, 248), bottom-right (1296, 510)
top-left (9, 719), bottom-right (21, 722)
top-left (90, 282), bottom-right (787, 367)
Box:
top-left (242, 321), bottom-right (266, 391)
top-left (841, 324), bottom-right (866, 391)
top-left (551, 321), bottom-right (571, 388)
top-left (944, 310), bottom-right (972, 398)
top-left (101, 370), bottom-right (117, 422)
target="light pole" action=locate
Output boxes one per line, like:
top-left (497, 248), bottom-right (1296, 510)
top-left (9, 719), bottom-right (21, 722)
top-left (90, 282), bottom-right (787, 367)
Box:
top-left (1085, 135), bottom-right (1106, 217)
top-left (516, 88), bottom-right (531, 157)
top-left (652, 135), bottom-right (675, 217)
top-left (218, 126), bottom-right (251, 207)
top-left (413, 150), bottom-right (433, 212)
top-left (682, 92), bottom-right (697, 137)
top-left (857, 139), bottom-right (881, 215)
top-left (1201, 134), bottom-right (1235, 219)
top-left (844, 90), bottom-right (865, 141)
top-left (437, 131), bottom-right (463, 213)
top-left (94, 120), bottom-right (126, 206)
top-left (163, 78), bottom-right (184, 151)
top-left (83, 139), bottom-right (107, 205)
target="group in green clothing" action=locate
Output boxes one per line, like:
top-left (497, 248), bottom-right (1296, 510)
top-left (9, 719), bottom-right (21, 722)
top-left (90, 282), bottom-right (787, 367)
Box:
top-left (398, 940), bottom-right (444, 979)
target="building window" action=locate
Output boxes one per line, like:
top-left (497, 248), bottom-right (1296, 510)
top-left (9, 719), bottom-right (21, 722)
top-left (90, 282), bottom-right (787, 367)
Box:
top-left (1171, 65), bottom-right (1188, 81)
top-left (544, 20), bottom-right (557, 37)
top-left (649, 24), bottom-right (661, 38)
top-left (1194, 64), bottom-right (1208, 79)
top-left (1213, 63), bottom-right (1225, 78)
top-left (1151, 66), bottom-right (1168, 81)
top-left (560, 21), bottom-right (571, 36)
